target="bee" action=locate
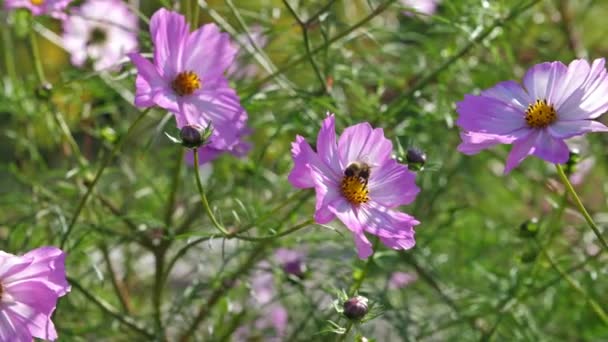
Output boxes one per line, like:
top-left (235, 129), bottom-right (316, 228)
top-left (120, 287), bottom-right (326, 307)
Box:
top-left (344, 161), bottom-right (372, 185)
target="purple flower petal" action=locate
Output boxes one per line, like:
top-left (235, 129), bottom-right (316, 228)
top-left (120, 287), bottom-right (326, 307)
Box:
top-left (504, 130), bottom-right (539, 173)
top-left (368, 159), bottom-right (419, 208)
top-left (288, 135), bottom-right (317, 189)
top-left (359, 202), bottom-right (418, 251)
top-left (548, 119), bottom-right (608, 139)
top-left (184, 23), bottom-right (237, 79)
top-left (558, 58), bottom-right (608, 120)
top-left (317, 114), bottom-right (343, 175)
top-left (338, 123), bottom-right (392, 166)
top-left (456, 95), bottom-right (527, 134)
top-left (150, 9), bottom-right (189, 77)
top-left (480, 80), bottom-right (531, 111)
top-left (522, 61), bottom-right (567, 103)
top-left (329, 201), bottom-right (373, 259)
top-left (531, 129), bottom-right (570, 164)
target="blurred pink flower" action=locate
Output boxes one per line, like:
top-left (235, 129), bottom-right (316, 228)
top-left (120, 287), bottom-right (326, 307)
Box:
top-left (0, 246), bottom-right (70, 341)
top-left (235, 265), bottom-right (288, 340)
top-left (388, 271), bottom-right (417, 289)
top-left (63, 0), bottom-right (138, 71)
top-left (457, 58), bottom-right (608, 173)
top-left (4, 0), bottom-right (72, 19)
top-left (401, 0), bottom-right (439, 16)
top-left (275, 248), bottom-right (307, 278)
top-left (128, 9), bottom-right (249, 161)
top-left (227, 25), bottom-right (268, 80)
top-left (288, 114), bottom-right (420, 259)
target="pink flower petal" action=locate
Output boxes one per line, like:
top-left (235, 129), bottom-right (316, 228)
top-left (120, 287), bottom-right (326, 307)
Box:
top-left (184, 23), bottom-right (237, 79)
top-left (368, 159), bottom-right (419, 208)
top-left (150, 8), bottom-right (189, 78)
top-left (338, 123), bottom-right (392, 167)
top-left (329, 201), bottom-right (373, 259)
top-left (548, 120), bottom-right (608, 139)
top-left (288, 135), bottom-right (316, 189)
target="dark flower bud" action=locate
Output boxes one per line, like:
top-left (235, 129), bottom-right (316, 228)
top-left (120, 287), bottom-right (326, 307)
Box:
top-left (518, 218), bottom-right (539, 238)
top-left (180, 125), bottom-right (203, 148)
top-left (283, 259), bottom-right (307, 279)
top-left (343, 295), bottom-right (369, 320)
top-left (565, 148), bottom-right (581, 176)
top-left (406, 148), bottom-right (426, 171)
top-left (35, 82), bottom-right (53, 100)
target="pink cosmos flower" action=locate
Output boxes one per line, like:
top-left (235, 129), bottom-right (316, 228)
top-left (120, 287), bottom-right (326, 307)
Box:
top-left (388, 271), bottom-right (417, 289)
top-left (4, 0), bottom-right (72, 19)
top-left (128, 9), bottom-right (249, 158)
top-left (62, 0), bottom-right (138, 71)
top-left (227, 25), bottom-right (268, 80)
top-left (457, 58), bottom-right (608, 173)
top-left (288, 114), bottom-right (421, 259)
top-left (0, 246), bottom-right (70, 341)
top-left (401, 0), bottom-right (439, 16)
top-left (234, 265), bottom-right (288, 341)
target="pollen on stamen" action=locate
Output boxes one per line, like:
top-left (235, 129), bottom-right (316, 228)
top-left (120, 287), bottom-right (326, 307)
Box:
top-left (31, 0), bottom-right (44, 5)
top-left (525, 99), bottom-right (557, 128)
top-left (340, 176), bottom-right (370, 205)
top-left (172, 71), bottom-right (201, 96)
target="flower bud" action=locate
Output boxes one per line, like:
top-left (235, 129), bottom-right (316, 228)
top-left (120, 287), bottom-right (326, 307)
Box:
top-left (35, 82), bottom-right (53, 100)
top-left (283, 259), bottom-right (307, 279)
top-left (518, 218), bottom-right (539, 238)
top-left (565, 148), bottom-right (581, 176)
top-left (343, 295), bottom-right (368, 320)
top-left (180, 125), bottom-right (203, 148)
top-left (406, 148), bottom-right (426, 171)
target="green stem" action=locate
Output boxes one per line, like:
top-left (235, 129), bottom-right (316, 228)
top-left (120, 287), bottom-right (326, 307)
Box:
top-left (69, 276), bottom-right (153, 338)
top-left (165, 149), bottom-right (185, 228)
top-left (227, 218), bottom-right (314, 242)
top-left (535, 238), bottom-right (608, 325)
top-left (555, 163), bottom-right (608, 251)
top-left (192, 148), bottom-right (229, 235)
top-left (29, 29), bottom-right (46, 83)
top-left (153, 248), bottom-right (167, 339)
top-left (60, 108), bottom-right (151, 249)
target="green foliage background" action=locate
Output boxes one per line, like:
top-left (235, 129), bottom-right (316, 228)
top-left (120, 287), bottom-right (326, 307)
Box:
top-left (1, 0), bottom-right (607, 340)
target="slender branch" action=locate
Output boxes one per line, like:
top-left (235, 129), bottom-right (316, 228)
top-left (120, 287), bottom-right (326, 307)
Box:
top-left (282, 0), bottom-right (327, 92)
top-left (60, 108), bottom-right (151, 249)
top-left (178, 243), bottom-right (270, 341)
top-left (192, 148), bottom-right (229, 235)
top-left (536, 239), bottom-right (608, 325)
top-left (165, 149), bottom-right (185, 228)
top-left (385, 0), bottom-right (543, 118)
top-left (69, 276), bottom-right (153, 338)
top-left (245, 0), bottom-right (399, 99)
top-left (29, 29), bottom-right (46, 84)
top-left (100, 243), bottom-right (132, 314)
top-left (555, 163), bottom-right (608, 251)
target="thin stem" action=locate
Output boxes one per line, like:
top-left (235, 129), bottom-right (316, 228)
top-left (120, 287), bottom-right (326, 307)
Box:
top-left (535, 239), bottom-right (608, 325)
top-left (555, 163), bottom-right (608, 251)
top-left (245, 0), bottom-right (398, 98)
top-left (178, 243), bottom-right (270, 341)
top-left (69, 276), bottom-right (153, 338)
top-left (60, 108), bottom-right (151, 249)
top-left (192, 149), bottom-right (229, 235)
top-left (153, 248), bottom-right (167, 339)
top-left (165, 149), bottom-right (185, 228)
top-left (100, 243), bottom-right (132, 314)
top-left (2, 26), bottom-right (18, 85)
top-left (228, 218), bottom-right (314, 242)
top-left (29, 29), bottom-right (46, 83)
top-left (282, 0), bottom-right (327, 92)
top-left (385, 0), bottom-right (542, 118)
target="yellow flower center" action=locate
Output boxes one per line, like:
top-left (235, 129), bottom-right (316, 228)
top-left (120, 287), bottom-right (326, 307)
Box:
top-left (172, 71), bottom-right (201, 96)
top-left (340, 176), bottom-right (370, 205)
top-left (31, 0), bottom-right (44, 5)
top-left (525, 99), bottom-right (557, 128)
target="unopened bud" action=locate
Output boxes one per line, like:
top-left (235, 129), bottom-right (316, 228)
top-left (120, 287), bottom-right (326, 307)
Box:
top-left (565, 149), bottom-right (581, 176)
top-left (406, 148), bottom-right (426, 171)
top-left (180, 125), bottom-right (203, 148)
top-left (35, 82), bottom-right (53, 100)
top-left (283, 259), bottom-right (307, 279)
top-left (343, 295), bottom-right (368, 320)
top-left (518, 218), bottom-right (539, 238)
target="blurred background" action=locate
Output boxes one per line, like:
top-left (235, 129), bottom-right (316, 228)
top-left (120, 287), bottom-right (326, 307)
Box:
top-left (1, 0), bottom-right (608, 340)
